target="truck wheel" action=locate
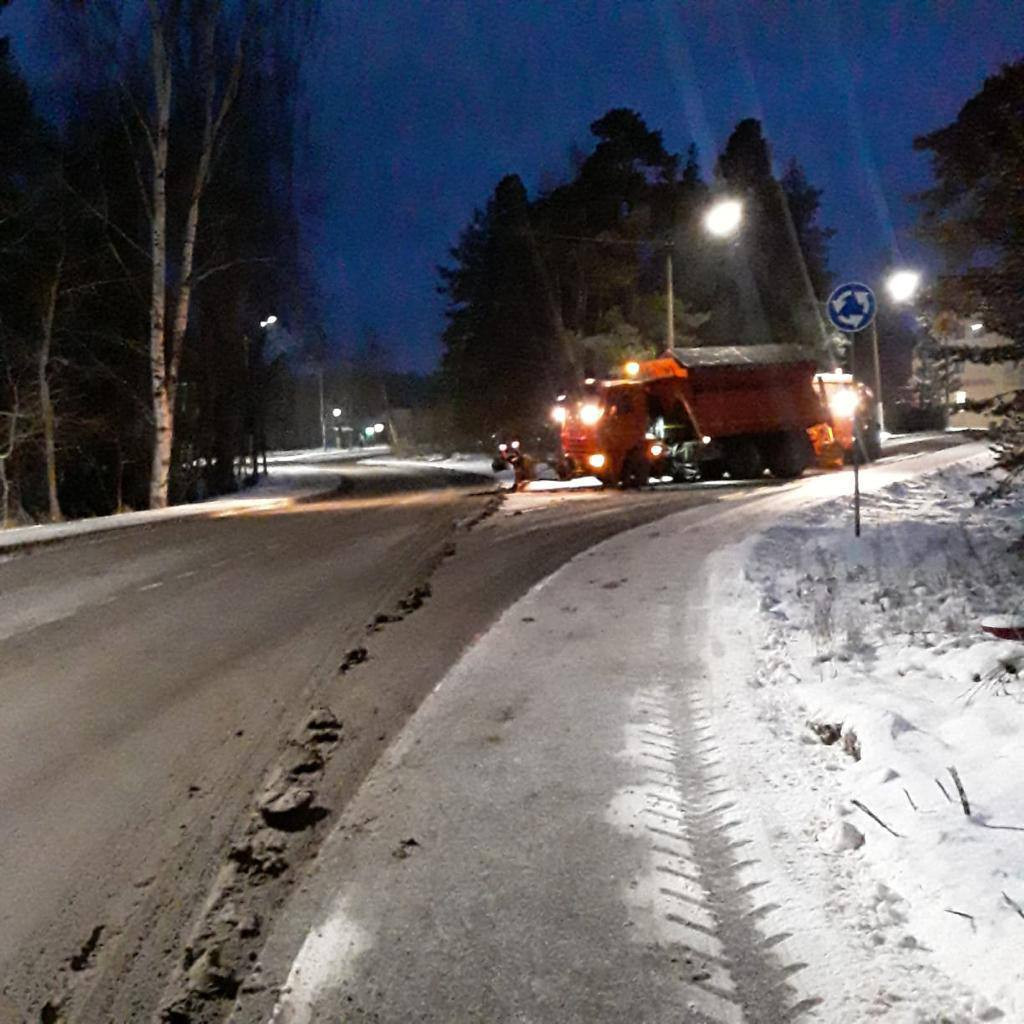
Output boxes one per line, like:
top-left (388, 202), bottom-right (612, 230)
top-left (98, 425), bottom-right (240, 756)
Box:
top-left (723, 439), bottom-right (765, 480)
top-left (847, 424), bottom-right (881, 464)
top-left (698, 460), bottom-right (726, 481)
top-left (863, 423), bottom-right (882, 461)
top-left (619, 450), bottom-right (648, 489)
top-left (766, 431), bottom-right (812, 479)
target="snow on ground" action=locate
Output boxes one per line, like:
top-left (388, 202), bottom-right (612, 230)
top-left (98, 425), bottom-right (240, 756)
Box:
top-left (0, 448), bottom-right (369, 551)
top-left (705, 457), bottom-right (1024, 1019)
top-left (359, 451), bottom-right (498, 476)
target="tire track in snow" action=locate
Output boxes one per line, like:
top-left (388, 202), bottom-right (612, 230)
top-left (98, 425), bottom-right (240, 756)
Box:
top-left (610, 684), bottom-right (822, 1024)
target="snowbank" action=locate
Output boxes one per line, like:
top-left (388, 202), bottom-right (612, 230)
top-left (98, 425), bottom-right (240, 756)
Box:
top-left (0, 454), bottom-right (355, 551)
top-left (707, 459), bottom-right (1024, 1018)
top-left (358, 452), bottom-right (498, 477)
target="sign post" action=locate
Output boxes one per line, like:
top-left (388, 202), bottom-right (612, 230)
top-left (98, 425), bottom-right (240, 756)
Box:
top-left (852, 415), bottom-right (862, 537)
top-left (826, 282), bottom-right (877, 538)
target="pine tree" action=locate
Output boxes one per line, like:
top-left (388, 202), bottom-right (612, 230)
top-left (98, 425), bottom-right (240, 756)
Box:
top-left (914, 60), bottom-right (1024, 493)
top-left (715, 119), bottom-right (832, 352)
top-left (439, 175), bottom-right (568, 440)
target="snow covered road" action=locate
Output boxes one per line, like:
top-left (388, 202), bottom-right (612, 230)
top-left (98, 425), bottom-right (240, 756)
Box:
top-left (0, 456), bottom-right (756, 1022)
top-left (251, 441), bottom-right (1006, 1024)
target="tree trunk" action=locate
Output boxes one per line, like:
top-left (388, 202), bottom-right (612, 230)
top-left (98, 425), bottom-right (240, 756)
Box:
top-left (39, 257), bottom-right (64, 523)
top-left (167, 15), bottom-right (244, 410)
top-left (0, 457), bottom-right (8, 530)
top-left (148, 0), bottom-right (173, 509)
top-left (0, 395), bottom-right (17, 530)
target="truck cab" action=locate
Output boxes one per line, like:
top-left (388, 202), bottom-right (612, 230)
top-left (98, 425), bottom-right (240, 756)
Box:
top-left (814, 371), bottom-right (881, 462)
top-left (554, 381), bottom-right (664, 487)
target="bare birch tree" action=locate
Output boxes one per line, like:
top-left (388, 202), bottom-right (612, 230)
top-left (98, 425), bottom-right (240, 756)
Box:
top-left (145, 0), bottom-right (246, 507)
top-left (38, 248), bottom-right (65, 521)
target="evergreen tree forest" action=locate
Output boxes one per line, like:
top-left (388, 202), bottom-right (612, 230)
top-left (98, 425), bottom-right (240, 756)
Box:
top-left (438, 109), bottom-right (835, 440)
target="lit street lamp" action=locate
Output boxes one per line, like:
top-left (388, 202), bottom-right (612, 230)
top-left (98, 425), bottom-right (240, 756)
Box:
top-left (866, 269), bottom-right (922, 434)
top-left (664, 198), bottom-right (744, 347)
top-left (703, 199), bottom-right (743, 239)
top-left (332, 407), bottom-right (342, 418)
top-left (259, 314), bottom-right (278, 328)
top-left (884, 270), bottom-right (920, 305)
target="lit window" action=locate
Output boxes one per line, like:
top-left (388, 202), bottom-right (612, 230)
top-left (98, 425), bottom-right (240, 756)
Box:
top-left (954, 390), bottom-right (967, 406)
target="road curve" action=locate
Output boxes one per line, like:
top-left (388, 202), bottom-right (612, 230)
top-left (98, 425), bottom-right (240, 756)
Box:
top-left (246, 442), bottom-right (986, 1024)
top-left (0, 460), bottom-right (739, 1022)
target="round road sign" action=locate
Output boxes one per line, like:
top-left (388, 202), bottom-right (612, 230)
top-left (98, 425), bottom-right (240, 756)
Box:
top-left (826, 282), bottom-right (876, 333)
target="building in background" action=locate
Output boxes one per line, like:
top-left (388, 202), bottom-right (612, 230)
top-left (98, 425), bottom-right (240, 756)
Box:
top-left (907, 314), bottom-right (1023, 430)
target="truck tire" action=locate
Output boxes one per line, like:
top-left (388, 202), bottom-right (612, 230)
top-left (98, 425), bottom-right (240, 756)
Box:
top-left (723, 438), bottom-right (765, 480)
top-left (845, 423), bottom-right (882, 464)
top-left (619, 449), bottom-right (648, 489)
top-left (766, 431), bottom-right (813, 479)
top-left (863, 423), bottom-right (882, 461)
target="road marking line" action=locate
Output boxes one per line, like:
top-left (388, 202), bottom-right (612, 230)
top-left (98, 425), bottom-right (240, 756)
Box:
top-left (138, 581), bottom-right (164, 591)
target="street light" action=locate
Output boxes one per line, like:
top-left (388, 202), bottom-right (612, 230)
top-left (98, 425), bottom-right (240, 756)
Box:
top-left (332, 407), bottom-right (342, 418)
top-left (885, 270), bottom-right (920, 304)
top-left (703, 199), bottom-right (743, 239)
top-left (663, 198), bottom-right (744, 349)
top-left (971, 322), bottom-right (984, 333)
top-left (863, 269), bottom-right (922, 435)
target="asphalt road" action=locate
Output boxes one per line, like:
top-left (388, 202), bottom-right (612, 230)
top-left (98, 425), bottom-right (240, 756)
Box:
top-left (0, 459), bottom-right (753, 1023)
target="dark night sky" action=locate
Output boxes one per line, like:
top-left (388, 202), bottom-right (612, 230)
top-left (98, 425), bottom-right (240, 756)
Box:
top-left (3, 2), bottom-right (1023, 372)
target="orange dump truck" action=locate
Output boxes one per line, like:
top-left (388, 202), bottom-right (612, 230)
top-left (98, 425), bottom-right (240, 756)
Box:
top-left (554, 345), bottom-right (834, 486)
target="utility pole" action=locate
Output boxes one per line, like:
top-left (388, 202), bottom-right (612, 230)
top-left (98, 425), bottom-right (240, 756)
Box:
top-left (665, 247), bottom-right (675, 349)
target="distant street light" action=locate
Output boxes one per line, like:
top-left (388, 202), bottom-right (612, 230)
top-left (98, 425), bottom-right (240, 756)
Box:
top-left (970, 322), bottom-right (984, 333)
top-left (885, 270), bottom-right (920, 304)
top-left (332, 407), bottom-right (342, 418)
top-left (703, 199), bottom-right (743, 239)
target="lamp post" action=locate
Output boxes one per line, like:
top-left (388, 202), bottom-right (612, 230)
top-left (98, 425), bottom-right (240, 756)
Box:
top-left (664, 199), bottom-right (744, 349)
top-left (876, 270), bottom-right (921, 433)
top-left (249, 315), bottom-right (278, 476)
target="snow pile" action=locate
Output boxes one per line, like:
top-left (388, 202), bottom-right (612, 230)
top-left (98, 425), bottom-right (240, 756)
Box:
top-left (737, 464), bottom-right (1024, 1017)
top-left (359, 452), bottom-right (502, 479)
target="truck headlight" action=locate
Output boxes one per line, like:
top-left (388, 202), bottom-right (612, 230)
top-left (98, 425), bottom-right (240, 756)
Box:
top-left (587, 453), bottom-right (607, 469)
top-left (829, 389), bottom-right (859, 419)
top-left (650, 443), bottom-right (664, 457)
top-left (580, 403), bottom-right (603, 426)
top-left (551, 405), bottom-right (567, 424)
